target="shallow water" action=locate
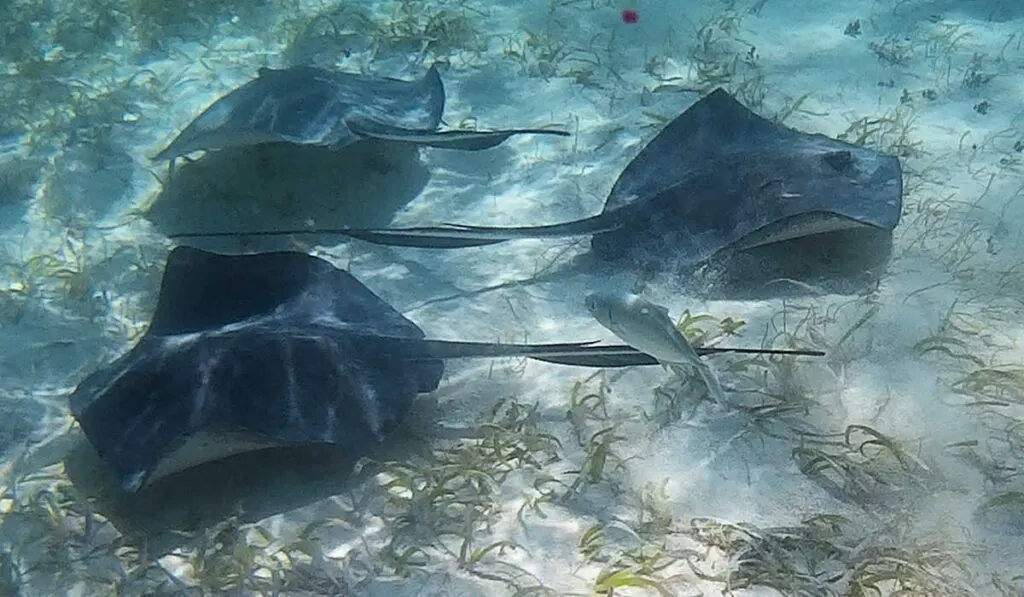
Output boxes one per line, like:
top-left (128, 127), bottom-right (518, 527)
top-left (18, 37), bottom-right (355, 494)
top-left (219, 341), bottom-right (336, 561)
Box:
top-left (1, 0), bottom-right (1023, 595)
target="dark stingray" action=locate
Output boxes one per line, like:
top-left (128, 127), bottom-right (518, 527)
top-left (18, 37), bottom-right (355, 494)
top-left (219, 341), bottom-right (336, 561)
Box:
top-left (70, 246), bottom-right (822, 493)
top-left (172, 88), bottom-right (902, 270)
top-left (153, 63), bottom-right (569, 161)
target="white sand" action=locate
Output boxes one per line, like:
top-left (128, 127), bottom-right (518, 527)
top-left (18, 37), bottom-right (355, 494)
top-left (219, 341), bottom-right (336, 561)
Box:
top-left (1, 0), bottom-right (1024, 594)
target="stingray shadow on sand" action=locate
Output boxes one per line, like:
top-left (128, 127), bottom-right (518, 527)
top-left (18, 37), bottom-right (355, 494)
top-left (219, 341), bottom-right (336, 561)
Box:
top-left (145, 140), bottom-right (431, 254)
top-left (147, 63), bottom-right (569, 254)
top-left (176, 88), bottom-right (904, 298)
top-left (63, 434), bottom-right (365, 556)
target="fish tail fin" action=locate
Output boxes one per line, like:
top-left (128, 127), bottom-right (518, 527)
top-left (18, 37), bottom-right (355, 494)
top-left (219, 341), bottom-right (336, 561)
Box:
top-left (698, 363), bottom-right (728, 406)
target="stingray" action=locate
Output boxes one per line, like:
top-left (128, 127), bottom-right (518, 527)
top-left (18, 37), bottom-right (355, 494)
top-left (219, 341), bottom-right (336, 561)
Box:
top-left (69, 246), bottom-right (822, 493)
top-left (153, 63), bottom-right (569, 161)
top-left (172, 88), bottom-right (903, 267)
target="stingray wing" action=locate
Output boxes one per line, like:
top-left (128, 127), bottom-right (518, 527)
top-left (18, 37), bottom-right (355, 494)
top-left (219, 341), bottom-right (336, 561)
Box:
top-left (149, 246), bottom-right (426, 338)
top-left (154, 64), bottom-right (448, 160)
top-left (154, 67), bottom-right (353, 160)
top-left (600, 88), bottom-right (775, 216)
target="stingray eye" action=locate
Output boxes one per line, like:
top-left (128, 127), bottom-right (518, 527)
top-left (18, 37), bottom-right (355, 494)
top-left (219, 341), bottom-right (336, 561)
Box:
top-left (639, 307), bottom-right (650, 315)
top-left (585, 296), bottom-right (596, 310)
top-left (823, 150), bottom-right (853, 172)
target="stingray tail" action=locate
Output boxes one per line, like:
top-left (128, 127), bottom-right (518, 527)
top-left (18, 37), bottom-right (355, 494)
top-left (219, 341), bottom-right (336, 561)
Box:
top-left (532, 344), bottom-right (825, 366)
top-left (399, 339), bottom-right (659, 365)
top-left (370, 337), bottom-right (823, 367)
top-left (168, 215), bottom-right (616, 249)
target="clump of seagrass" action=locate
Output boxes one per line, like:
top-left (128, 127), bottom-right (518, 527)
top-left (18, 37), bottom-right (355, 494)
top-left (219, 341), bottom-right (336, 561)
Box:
top-left (686, 515), bottom-right (978, 596)
top-left (792, 424), bottom-right (948, 509)
top-left (375, 0), bottom-right (485, 57)
top-left (0, 464), bottom-right (370, 595)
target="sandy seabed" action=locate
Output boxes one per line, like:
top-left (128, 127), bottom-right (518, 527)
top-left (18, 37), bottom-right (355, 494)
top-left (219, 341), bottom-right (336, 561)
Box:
top-left (1, 0), bottom-right (1023, 595)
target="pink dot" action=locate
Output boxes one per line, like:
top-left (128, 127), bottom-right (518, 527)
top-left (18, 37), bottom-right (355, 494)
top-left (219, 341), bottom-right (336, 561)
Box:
top-left (621, 9), bottom-right (639, 24)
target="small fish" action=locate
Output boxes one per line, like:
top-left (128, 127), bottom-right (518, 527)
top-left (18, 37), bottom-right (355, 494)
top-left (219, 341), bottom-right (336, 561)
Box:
top-left (585, 292), bottom-right (728, 405)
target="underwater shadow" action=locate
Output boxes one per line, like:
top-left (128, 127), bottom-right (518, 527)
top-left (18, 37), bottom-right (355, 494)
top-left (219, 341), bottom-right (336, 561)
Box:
top-left (503, 227), bottom-right (895, 301)
top-left (0, 155), bottom-right (45, 230)
top-left (913, 0), bottom-right (1024, 23)
top-left (62, 421), bottom-right (435, 557)
top-left (675, 228), bottom-right (895, 300)
top-left (395, 230), bottom-right (893, 307)
top-left (146, 140), bottom-right (430, 253)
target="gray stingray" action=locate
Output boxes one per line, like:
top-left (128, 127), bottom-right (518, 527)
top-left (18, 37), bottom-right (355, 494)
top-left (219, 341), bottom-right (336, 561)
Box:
top-left (174, 88), bottom-right (902, 267)
top-left (153, 63), bottom-right (569, 161)
top-left (70, 246), bottom-right (822, 493)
